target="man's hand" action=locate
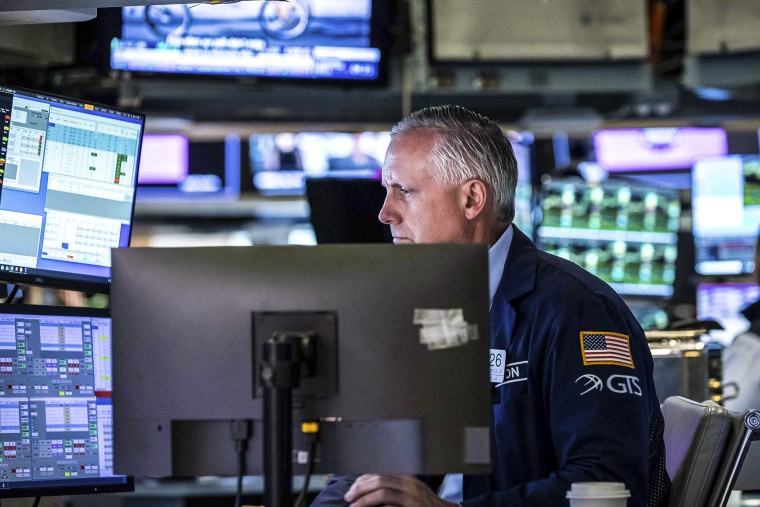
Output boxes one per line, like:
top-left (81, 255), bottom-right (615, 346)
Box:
top-left (343, 474), bottom-right (460, 507)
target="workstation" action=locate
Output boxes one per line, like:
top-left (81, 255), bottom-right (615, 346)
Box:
top-left (1, 1), bottom-right (760, 506)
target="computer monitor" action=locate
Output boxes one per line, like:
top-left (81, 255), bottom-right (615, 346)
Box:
top-left (537, 177), bottom-right (681, 297)
top-left (135, 134), bottom-right (241, 202)
top-left (249, 131), bottom-right (388, 195)
top-left (110, 244), bottom-right (491, 478)
top-left (0, 304), bottom-right (133, 498)
top-left (0, 84), bottom-right (144, 293)
top-left (692, 155), bottom-right (760, 276)
top-left (696, 283), bottom-right (760, 346)
top-left (305, 176), bottom-right (392, 244)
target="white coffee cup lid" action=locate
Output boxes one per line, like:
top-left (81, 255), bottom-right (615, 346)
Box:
top-left (566, 482), bottom-right (631, 499)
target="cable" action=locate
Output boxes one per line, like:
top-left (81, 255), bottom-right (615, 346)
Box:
top-left (234, 444), bottom-right (245, 507)
top-left (294, 422), bottom-right (319, 507)
top-left (31, 497), bottom-right (41, 507)
top-left (294, 438), bottom-right (317, 507)
top-left (230, 419), bottom-right (251, 507)
top-left (3, 284), bottom-right (19, 304)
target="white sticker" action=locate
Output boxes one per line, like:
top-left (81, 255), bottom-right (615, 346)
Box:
top-left (490, 349), bottom-right (506, 383)
top-left (414, 309), bottom-right (478, 350)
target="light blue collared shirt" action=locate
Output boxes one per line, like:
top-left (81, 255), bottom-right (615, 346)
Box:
top-left (439, 224), bottom-right (514, 502)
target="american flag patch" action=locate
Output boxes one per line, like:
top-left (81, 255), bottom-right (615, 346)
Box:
top-left (580, 331), bottom-right (634, 368)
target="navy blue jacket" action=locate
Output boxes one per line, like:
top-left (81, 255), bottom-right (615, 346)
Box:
top-left (312, 227), bottom-right (670, 506)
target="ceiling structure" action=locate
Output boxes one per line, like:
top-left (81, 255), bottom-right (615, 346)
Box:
top-left (1, 0), bottom-right (179, 10)
top-left (0, 0), bottom-right (759, 130)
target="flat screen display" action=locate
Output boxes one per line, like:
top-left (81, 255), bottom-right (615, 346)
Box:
top-left (0, 305), bottom-right (133, 497)
top-left (135, 133), bottom-right (187, 185)
top-left (0, 84), bottom-right (144, 293)
top-left (136, 134), bottom-right (240, 202)
top-left (306, 176), bottom-right (391, 244)
top-left (110, 244), bottom-right (491, 477)
top-left (249, 131), bottom-right (389, 194)
top-left (697, 283), bottom-right (760, 345)
top-left (537, 177), bottom-right (681, 297)
top-left (692, 155), bottom-right (760, 275)
top-left (593, 127), bottom-right (728, 172)
top-left (110, 0), bottom-right (386, 82)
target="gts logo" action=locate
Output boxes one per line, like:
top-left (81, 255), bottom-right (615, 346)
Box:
top-left (575, 374), bottom-right (642, 396)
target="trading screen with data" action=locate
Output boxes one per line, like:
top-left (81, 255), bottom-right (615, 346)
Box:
top-left (0, 84), bottom-right (143, 292)
top-left (0, 305), bottom-right (130, 496)
top-left (537, 177), bottom-right (681, 297)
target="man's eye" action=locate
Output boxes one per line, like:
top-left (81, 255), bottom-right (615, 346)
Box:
top-left (399, 187), bottom-right (412, 195)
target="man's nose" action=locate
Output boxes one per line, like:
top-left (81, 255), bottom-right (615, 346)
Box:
top-left (378, 194), bottom-right (396, 224)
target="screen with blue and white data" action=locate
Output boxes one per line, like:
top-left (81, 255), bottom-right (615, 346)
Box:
top-left (0, 85), bottom-right (143, 291)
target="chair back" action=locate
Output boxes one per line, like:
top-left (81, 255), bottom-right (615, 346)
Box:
top-left (662, 396), bottom-right (760, 507)
top-left (707, 408), bottom-right (760, 506)
top-left (662, 396), bottom-right (732, 507)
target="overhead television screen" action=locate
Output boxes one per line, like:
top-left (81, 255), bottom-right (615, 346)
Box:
top-left (0, 84), bottom-right (144, 293)
top-left (0, 305), bottom-right (133, 498)
top-left (537, 177), bottom-right (681, 297)
top-left (692, 155), bottom-right (760, 275)
top-left (110, 0), bottom-right (387, 82)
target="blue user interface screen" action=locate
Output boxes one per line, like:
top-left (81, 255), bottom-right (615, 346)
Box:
top-left (0, 306), bottom-right (131, 494)
top-left (0, 85), bottom-right (143, 291)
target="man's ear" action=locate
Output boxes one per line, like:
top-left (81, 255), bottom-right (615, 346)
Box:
top-left (462, 179), bottom-right (489, 220)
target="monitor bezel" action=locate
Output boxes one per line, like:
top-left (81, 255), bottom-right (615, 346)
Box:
top-left (0, 303), bottom-right (135, 498)
top-left (0, 83), bottom-right (145, 294)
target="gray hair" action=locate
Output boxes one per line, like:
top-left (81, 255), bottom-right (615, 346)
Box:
top-left (391, 105), bottom-right (518, 223)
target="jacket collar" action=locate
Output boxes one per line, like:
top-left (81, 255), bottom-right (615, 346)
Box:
top-left (498, 225), bottom-right (537, 303)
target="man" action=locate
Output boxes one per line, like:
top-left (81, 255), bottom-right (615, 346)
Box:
top-left (723, 232), bottom-right (760, 413)
top-left (312, 105), bottom-right (670, 506)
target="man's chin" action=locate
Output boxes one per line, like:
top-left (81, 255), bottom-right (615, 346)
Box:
top-left (392, 238), bottom-right (414, 244)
